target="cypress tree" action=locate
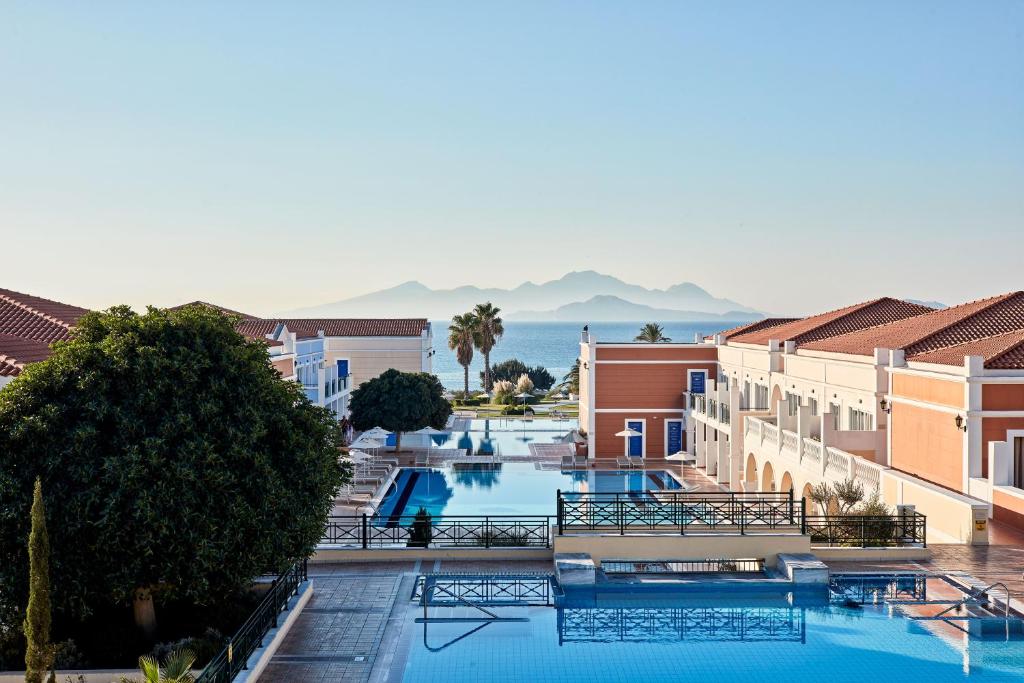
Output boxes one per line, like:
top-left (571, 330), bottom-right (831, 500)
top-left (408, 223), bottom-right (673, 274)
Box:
top-left (24, 477), bottom-right (53, 683)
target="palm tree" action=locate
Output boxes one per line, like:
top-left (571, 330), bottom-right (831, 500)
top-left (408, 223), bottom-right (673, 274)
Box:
top-left (473, 302), bottom-right (504, 391)
top-left (562, 358), bottom-right (581, 394)
top-left (448, 313), bottom-right (478, 396)
top-left (634, 322), bottom-right (671, 343)
top-left (120, 650), bottom-right (196, 683)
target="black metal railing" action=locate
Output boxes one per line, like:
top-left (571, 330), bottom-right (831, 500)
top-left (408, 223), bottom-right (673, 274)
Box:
top-left (829, 574), bottom-right (928, 604)
top-left (804, 512), bottom-right (926, 548)
top-left (321, 515), bottom-right (554, 548)
top-left (558, 606), bottom-right (806, 644)
top-left (601, 558), bottom-right (765, 574)
top-left (196, 559), bottom-right (308, 683)
top-left (414, 573), bottom-right (554, 606)
top-left (557, 490), bottom-right (804, 535)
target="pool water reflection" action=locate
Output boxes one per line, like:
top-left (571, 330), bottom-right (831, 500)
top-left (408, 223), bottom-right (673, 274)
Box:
top-left (376, 463), bottom-right (683, 518)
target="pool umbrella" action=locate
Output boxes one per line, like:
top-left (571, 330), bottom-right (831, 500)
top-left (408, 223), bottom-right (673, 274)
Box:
top-left (615, 428), bottom-right (642, 438)
top-left (666, 450), bottom-right (697, 487)
top-left (362, 426), bottom-right (392, 440)
top-left (350, 435), bottom-right (383, 450)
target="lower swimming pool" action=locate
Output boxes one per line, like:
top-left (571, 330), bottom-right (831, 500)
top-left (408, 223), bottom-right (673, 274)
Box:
top-left (376, 463), bottom-right (683, 518)
top-left (399, 574), bottom-right (1024, 682)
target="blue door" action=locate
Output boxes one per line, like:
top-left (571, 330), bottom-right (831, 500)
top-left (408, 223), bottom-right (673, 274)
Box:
top-left (666, 420), bottom-right (683, 455)
top-left (690, 371), bottom-right (706, 394)
top-left (627, 420), bottom-right (643, 458)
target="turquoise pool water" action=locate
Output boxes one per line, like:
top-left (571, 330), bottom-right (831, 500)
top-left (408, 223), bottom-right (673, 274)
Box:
top-left (376, 463), bottom-right (683, 518)
top-left (401, 576), bottom-right (1024, 682)
top-left (432, 418), bottom-right (579, 457)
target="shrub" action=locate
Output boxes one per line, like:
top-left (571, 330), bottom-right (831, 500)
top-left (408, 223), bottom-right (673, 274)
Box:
top-left (407, 507), bottom-right (433, 548)
top-left (515, 374), bottom-right (534, 395)
top-left (491, 379), bottom-right (515, 404)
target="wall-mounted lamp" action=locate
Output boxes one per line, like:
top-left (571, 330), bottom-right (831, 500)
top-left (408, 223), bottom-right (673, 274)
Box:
top-left (954, 414), bottom-right (967, 432)
top-left (583, 362), bottom-right (588, 370)
top-left (879, 398), bottom-right (890, 414)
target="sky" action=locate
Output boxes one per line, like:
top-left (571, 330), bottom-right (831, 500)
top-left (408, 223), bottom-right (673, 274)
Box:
top-left (1, 1), bottom-right (1022, 317)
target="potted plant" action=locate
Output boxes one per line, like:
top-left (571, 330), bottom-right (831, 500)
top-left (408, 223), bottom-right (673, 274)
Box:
top-left (407, 507), bottom-right (433, 548)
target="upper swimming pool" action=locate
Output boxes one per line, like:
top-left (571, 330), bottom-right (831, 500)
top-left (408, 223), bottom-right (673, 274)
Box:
top-left (400, 574), bottom-right (1024, 682)
top-left (430, 418), bottom-right (579, 457)
top-left (376, 463), bottom-right (683, 518)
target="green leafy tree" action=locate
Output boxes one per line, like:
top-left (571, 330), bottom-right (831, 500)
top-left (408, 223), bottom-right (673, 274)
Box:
top-left (0, 305), bottom-right (347, 637)
top-left (472, 303), bottom-right (504, 392)
top-left (24, 478), bottom-right (54, 683)
top-left (448, 313), bottom-right (479, 396)
top-left (484, 359), bottom-right (555, 391)
top-left (634, 323), bottom-right (671, 343)
top-left (348, 369), bottom-right (452, 452)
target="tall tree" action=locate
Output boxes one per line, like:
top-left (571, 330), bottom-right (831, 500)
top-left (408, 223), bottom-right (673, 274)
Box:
top-left (562, 359), bottom-right (581, 394)
top-left (348, 369), bottom-right (452, 452)
top-left (23, 478), bottom-right (53, 683)
top-left (0, 305), bottom-right (347, 637)
top-left (484, 359), bottom-right (555, 391)
top-left (634, 322), bottom-right (672, 343)
top-left (472, 302), bottom-right (503, 392)
top-left (448, 313), bottom-right (478, 396)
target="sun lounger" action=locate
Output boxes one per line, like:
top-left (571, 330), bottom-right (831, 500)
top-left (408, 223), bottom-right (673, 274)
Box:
top-left (617, 456), bottom-right (636, 470)
top-left (561, 454), bottom-right (575, 470)
top-left (414, 451), bottom-right (429, 466)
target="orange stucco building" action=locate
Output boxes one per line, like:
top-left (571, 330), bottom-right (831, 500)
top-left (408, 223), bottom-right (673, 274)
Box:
top-left (581, 292), bottom-right (1024, 540)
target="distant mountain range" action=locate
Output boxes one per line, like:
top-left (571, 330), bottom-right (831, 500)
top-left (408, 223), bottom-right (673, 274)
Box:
top-left (506, 295), bottom-right (763, 322)
top-left (283, 271), bottom-right (766, 322)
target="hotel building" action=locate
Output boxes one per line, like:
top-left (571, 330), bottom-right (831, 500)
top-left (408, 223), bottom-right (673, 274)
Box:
top-left (580, 293), bottom-right (1024, 542)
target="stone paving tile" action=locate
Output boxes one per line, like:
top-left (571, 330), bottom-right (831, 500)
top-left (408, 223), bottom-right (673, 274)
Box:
top-left (262, 574), bottom-right (403, 683)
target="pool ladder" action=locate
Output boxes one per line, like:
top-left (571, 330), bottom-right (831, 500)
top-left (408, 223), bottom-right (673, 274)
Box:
top-left (889, 581), bottom-right (1021, 638)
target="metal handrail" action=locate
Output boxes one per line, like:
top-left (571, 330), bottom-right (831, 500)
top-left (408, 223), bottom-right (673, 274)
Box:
top-left (321, 514), bottom-right (555, 548)
top-left (938, 581), bottom-right (1012, 619)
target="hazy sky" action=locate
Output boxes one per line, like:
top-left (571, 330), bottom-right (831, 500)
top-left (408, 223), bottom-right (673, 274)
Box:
top-left (2, 2), bottom-right (1022, 317)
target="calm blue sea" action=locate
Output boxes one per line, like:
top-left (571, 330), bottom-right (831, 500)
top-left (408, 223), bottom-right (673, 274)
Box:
top-left (431, 320), bottom-right (741, 391)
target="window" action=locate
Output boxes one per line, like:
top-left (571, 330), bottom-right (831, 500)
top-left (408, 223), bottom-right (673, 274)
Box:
top-left (829, 403), bottom-right (841, 430)
top-left (754, 384), bottom-right (769, 410)
top-left (786, 393), bottom-right (799, 417)
top-left (743, 381), bottom-right (751, 409)
top-left (807, 397), bottom-right (818, 416)
top-left (1015, 437), bottom-right (1024, 489)
top-left (718, 372), bottom-right (729, 390)
top-left (848, 408), bottom-right (874, 431)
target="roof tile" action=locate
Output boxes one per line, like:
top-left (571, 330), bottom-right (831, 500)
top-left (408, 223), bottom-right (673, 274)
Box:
top-left (729, 298), bottom-right (932, 347)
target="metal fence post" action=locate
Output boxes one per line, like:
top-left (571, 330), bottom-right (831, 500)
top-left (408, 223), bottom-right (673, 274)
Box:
top-left (619, 496), bottom-right (625, 535)
top-left (788, 488), bottom-right (794, 525)
top-left (556, 489), bottom-right (563, 535)
top-left (861, 515), bottom-right (867, 548)
top-left (800, 497), bottom-right (806, 535)
top-left (485, 516), bottom-right (491, 549)
top-left (361, 513), bottom-right (368, 549)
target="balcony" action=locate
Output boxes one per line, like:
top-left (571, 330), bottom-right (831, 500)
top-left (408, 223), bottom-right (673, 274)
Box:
top-left (743, 415), bottom-right (884, 493)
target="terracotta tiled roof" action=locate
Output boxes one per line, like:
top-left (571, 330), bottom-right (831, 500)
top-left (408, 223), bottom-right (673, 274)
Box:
top-left (0, 289), bottom-right (90, 375)
top-left (0, 288), bottom-right (89, 344)
top-left (180, 302), bottom-right (430, 340)
top-left (710, 318), bottom-right (799, 341)
top-left (277, 318), bottom-right (429, 337)
top-left (171, 301), bottom-right (260, 319)
top-left (908, 329), bottom-right (1024, 369)
top-left (803, 292), bottom-right (1024, 360)
top-left (729, 298), bottom-right (932, 347)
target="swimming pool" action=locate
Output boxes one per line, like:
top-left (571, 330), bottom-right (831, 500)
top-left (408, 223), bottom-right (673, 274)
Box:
top-left (431, 418), bottom-right (579, 457)
top-left (400, 574), bottom-right (1024, 682)
top-left (376, 463), bottom-right (683, 518)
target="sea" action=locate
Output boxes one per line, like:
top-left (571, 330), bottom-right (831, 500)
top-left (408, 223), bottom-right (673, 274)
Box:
top-left (431, 320), bottom-right (742, 391)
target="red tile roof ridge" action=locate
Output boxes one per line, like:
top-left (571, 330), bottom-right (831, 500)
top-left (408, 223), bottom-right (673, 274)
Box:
top-left (729, 297), bottom-right (931, 346)
top-left (907, 328), bottom-right (1024, 369)
top-left (0, 288), bottom-right (88, 331)
top-left (802, 291), bottom-right (1023, 357)
top-left (709, 317), bottom-right (801, 341)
